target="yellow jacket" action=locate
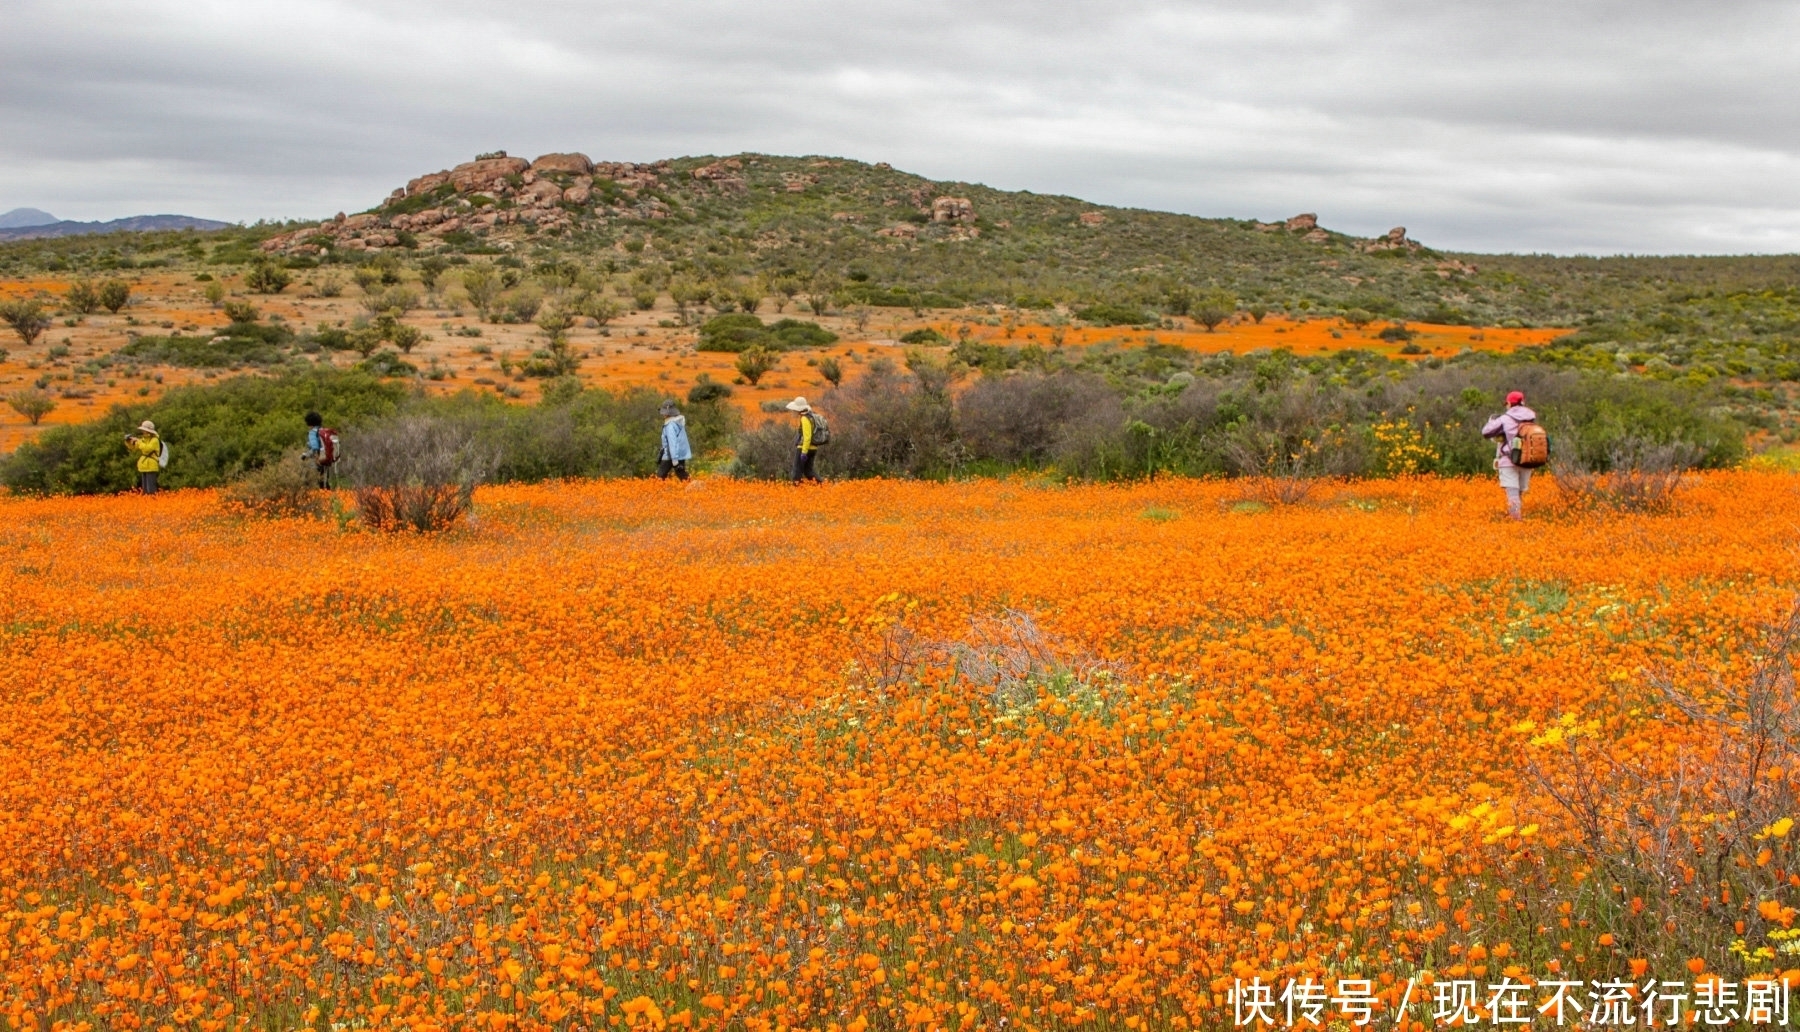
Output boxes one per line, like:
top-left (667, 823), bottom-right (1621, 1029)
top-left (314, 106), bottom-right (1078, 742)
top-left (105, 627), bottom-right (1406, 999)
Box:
top-left (796, 413), bottom-right (815, 454)
top-left (128, 434), bottom-right (162, 473)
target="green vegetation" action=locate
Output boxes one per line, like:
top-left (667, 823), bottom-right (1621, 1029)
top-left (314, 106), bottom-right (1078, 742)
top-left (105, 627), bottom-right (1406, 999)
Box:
top-left (0, 152), bottom-right (1796, 484)
top-left (1073, 303), bottom-right (1154, 327)
top-left (0, 298), bottom-right (51, 347)
top-left (5, 389), bottom-right (55, 426)
top-left (696, 313), bottom-right (837, 352)
top-left (732, 346), bottom-right (1746, 481)
top-left (0, 369), bottom-right (404, 494)
top-left (0, 369), bottom-right (739, 495)
top-left (118, 321), bottom-right (295, 367)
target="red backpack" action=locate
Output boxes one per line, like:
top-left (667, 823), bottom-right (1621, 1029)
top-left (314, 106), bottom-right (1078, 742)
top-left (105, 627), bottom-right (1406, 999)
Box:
top-left (318, 428), bottom-right (341, 466)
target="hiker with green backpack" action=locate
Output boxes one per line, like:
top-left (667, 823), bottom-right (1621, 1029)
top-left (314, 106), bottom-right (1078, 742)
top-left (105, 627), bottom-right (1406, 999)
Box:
top-left (786, 396), bottom-right (828, 484)
top-left (1482, 390), bottom-right (1549, 521)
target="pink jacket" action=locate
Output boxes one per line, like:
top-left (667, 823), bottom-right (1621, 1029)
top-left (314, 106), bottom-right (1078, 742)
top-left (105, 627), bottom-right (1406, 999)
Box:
top-left (1482, 405), bottom-right (1537, 468)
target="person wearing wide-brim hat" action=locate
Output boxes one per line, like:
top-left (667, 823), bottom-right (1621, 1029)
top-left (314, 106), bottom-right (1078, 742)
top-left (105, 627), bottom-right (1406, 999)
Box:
top-left (123, 419), bottom-right (164, 495)
top-left (656, 399), bottom-right (692, 481)
top-left (786, 396), bottom-right (823, 484)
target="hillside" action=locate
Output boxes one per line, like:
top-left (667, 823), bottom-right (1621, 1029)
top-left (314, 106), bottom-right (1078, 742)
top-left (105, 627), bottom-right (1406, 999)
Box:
top-left (0, 150), bottom-right (1795, 445)
top-left (0, 213), bottom-right (230, 242)
top-left (7, 150), bottom-right (1799, 340)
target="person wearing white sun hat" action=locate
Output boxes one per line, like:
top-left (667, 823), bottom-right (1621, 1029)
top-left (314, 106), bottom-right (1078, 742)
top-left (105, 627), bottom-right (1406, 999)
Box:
top-left (786, 396), bottom-right (825, 484)
top-left (123, 419), bottom-right (165, 495)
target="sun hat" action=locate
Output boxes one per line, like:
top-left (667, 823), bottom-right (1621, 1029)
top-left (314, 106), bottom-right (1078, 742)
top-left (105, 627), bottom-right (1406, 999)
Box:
top-left (785, 397), bottom-right (811, 412)
top-left (1505, 391), bottom-right (1525, 406)
top-left (659, 399), bottom-right (678, 415)
top-left (137, 420), bottom-right (157, 433)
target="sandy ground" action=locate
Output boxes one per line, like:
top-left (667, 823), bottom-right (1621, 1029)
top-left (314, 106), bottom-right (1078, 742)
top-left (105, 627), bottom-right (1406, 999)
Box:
top-left (0, 270), bottom-right (1565, 452)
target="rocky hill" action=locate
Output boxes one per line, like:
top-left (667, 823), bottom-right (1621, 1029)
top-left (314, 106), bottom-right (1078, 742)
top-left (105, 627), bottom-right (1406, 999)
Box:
top-left (245, 150), bottom-right (1800, 337)
top-left (3, 150), bottom-right (1797, 390)
top-left (253, 150), bottom-right (1517, 316)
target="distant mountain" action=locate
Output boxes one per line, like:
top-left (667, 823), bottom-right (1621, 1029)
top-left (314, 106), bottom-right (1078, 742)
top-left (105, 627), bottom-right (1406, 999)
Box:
top-left (0, 214), bottom-right (231, 241)
top-left (0, 207), bottom-right (58, 229)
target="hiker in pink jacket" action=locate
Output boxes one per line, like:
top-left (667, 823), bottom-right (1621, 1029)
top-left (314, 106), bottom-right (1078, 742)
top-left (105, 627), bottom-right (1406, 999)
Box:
top-left (1482, 390), bottom-right (1537, 521)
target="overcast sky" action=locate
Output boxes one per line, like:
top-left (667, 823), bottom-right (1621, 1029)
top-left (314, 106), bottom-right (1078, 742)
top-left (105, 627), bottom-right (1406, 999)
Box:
top-left (3, 0), bottom-right (1797, 255)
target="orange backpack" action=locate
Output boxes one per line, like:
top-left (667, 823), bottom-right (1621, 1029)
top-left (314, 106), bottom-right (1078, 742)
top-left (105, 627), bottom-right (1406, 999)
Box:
top-left (1509, 421), bottom-right (1551, 468)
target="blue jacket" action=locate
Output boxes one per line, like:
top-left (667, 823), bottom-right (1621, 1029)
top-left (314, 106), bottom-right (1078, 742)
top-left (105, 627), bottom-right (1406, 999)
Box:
top-left (306, 427), bottom-right (322, 456)
top-left (661, 415), bottom-right (692, 462)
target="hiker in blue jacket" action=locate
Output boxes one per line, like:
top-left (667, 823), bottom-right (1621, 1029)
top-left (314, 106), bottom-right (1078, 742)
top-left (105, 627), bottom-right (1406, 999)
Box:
top-left (658, 400), bottom-right (692, 480)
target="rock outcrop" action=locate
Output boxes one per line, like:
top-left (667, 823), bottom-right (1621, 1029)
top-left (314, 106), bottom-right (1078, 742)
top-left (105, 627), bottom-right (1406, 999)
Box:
top-left (931, 197), bottom-right (975, 223)
top-left (257, 151), bottom-right (674, 254)
top-left (1285, 213), bottom-right (1318, 232)
top-left (448, 156), bottom-right (530, 194)
top-left (1079, 211), bottom-right (1107, 227)
top-left (517, 179), bottom-right (564, 208)
top-left (1360, 227), bottom-right (1422, 254)
top-left (530, 152), bottom-right (593, 175)
top-left (692, 159), bottom-right (747, 192)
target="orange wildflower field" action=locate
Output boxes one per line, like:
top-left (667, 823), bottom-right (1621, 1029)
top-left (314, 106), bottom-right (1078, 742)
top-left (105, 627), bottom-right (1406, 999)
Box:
top-left (2, 473), bottom-right (1797, 1031)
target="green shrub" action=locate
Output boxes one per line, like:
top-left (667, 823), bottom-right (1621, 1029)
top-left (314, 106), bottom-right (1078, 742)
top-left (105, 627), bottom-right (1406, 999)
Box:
top-left (1, 369), bottom-right (404, 495)
top-left (362, 286), bottom-right (418, 316)
top-left (221, 300), bottom-right (259, 322)
top-left (688, 376), bottom-right (732, 404)
top-left (698, 313), bottom-right (770, 352)
top-left (1192, 289), bottom-right (1236, 332)
top-left (698, 314), bottom-right (837, 353)
top-left (118, 320), bottom-right (294, 367)
top-left (899, 328), bottom-right (950, 345)
top-left (246, 261), bottom-right (293, 294)
top-left (98, 279), bottom-right (132, 313)
top-left (220, 457), bottom-right (328, 519)
top-left (0, 299), bottom-right (51, 347)
top-left (1074, 303), bottom-right (1154, 326)
top-left (769, 319), bottom-right (836, 348)
top-left (735, 346), bottom-right (777, 385)
top-left (65, 279), bottom-right (101, 315)
top-left (6, 389), bottom-right (55, 426)
top-left (358, 349), bottom-right (418, 377)
top-left (841, 284), bottom-right (958, 309)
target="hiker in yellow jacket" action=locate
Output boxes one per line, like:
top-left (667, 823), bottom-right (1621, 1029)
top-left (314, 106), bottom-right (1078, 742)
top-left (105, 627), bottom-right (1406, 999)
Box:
top-left (786, 396), bottom-right (823, 484)
top-left (124, 419), bottom-right (164, 495)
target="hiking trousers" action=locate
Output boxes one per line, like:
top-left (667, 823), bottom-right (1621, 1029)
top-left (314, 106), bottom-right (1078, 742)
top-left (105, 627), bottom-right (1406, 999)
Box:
top-left (792, 450), bottom-right (820, 484)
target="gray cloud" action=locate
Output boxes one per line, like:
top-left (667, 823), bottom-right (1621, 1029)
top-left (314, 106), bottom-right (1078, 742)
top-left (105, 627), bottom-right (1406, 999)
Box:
top-left (2, 0), bottom-right (1796, 254)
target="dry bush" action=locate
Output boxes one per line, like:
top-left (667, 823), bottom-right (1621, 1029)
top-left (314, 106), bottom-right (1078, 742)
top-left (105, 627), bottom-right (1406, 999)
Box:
top-left (346, 414), bottom-right (496, 532)
top-left (939, 610), bottom-right (1121, 715)
top-left (1218, 383), bottom-right (1365, 504)
top-left (728, 419), bottom-right (798, 480)
top-left (1552, 436), bottom-right (1702, 513)
top-left (1224, 430), bottom-right (1353, 506)
top-left (849, 609), bottom-right (1120, 716)
top-left (220, 458), bottom-right (327, 519)
top-left (1525, 602), bottom-right (1800, 964)
top-left (955, 372), bottom-right (1116, 467)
